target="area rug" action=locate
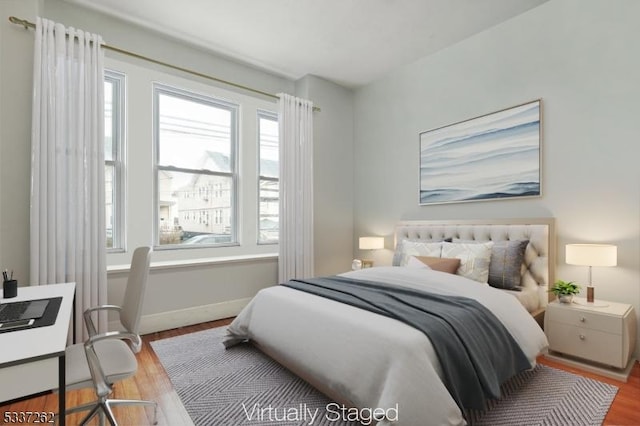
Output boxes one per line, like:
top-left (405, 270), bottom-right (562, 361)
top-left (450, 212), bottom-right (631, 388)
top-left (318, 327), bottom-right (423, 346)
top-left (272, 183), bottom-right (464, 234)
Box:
top-left (150, 327), bottom-right (618, 426)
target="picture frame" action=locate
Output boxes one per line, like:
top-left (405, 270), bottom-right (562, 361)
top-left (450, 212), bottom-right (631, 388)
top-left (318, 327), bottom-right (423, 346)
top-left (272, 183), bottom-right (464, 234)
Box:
top-left (419, 99), bottom-right (541, 205)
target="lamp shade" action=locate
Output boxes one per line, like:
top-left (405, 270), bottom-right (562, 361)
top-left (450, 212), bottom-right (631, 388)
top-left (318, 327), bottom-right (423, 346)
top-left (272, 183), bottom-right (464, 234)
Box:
top-left (359, 237), bottom-right (384, 250)
top-left (566, 244), bottom-right (617, 267)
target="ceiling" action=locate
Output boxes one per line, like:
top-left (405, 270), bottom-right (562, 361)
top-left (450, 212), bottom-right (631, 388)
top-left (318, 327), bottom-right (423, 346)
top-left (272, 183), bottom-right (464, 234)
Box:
top-left (64, 0), bottom-right (548, 88)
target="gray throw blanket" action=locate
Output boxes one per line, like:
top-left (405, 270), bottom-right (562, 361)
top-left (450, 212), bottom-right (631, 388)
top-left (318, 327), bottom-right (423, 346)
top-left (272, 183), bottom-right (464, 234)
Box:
top-left (282, 276), bottom-right (531, 411)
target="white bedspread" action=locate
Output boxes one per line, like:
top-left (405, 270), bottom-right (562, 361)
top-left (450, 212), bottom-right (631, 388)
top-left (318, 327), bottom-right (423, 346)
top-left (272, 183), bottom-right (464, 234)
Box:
top-left (225, 267), bottom-right (549, 426)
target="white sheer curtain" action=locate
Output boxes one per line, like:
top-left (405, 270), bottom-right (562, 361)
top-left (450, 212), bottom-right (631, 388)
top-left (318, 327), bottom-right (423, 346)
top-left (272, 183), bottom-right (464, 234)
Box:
top-left (278, 94), bottom-right (314, 282)
top-left (30, 17), bottom-right (107, 342)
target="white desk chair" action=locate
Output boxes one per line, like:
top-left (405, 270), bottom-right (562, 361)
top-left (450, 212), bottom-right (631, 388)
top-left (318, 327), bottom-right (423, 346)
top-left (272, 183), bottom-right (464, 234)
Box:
top-left (63, 246), bottom-right (157, 425)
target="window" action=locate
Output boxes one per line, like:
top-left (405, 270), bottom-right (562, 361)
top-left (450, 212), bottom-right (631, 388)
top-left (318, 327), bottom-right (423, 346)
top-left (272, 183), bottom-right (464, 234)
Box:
top-left (153, 84), bottom-right (238, 247)
top-left (104, 71), bottom-right (125, 250)
top-left (104, 58), bottom-right (279, 264)
top-left (258, 112), bottom-right (279, 244)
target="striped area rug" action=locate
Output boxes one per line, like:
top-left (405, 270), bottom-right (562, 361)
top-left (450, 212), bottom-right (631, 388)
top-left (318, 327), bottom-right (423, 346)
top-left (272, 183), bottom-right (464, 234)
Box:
top-left (150, 327), bottom-right (618, 426)
top-left (465, 363), bottom-right (618, 425)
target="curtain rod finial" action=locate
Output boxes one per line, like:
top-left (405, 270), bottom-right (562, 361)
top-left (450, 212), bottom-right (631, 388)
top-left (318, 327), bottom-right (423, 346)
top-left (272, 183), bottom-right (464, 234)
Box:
top-left (9, 16), bottom-right (32, 29)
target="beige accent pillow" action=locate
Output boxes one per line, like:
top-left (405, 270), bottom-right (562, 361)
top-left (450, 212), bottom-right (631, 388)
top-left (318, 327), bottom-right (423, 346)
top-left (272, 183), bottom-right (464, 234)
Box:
top-left (414, 256), bottom-right (461, 274)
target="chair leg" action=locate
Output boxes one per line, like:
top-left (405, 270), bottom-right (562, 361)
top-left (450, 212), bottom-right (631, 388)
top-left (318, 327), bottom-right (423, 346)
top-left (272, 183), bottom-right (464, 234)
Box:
top-left (78, 403), bottom-right (101, 425)
top-left (106, 399), bottom-right (158, 425)
top-left (77, 402), bottom-right (117, 426)
top-left (101, 402), bottom-right (118, 426)
top-left (62, 398), bottom-right (158, 425)
top-left (64, 400), bottom-right (100, 416)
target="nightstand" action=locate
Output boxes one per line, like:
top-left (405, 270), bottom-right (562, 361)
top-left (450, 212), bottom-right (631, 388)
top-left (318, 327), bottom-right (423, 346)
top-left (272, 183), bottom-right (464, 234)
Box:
top-left (544, 297), bottom-right (637, 381)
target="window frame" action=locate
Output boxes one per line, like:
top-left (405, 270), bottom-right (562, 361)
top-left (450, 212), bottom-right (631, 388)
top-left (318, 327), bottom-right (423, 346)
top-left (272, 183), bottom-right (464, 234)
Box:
top-left (152, 83), bottom-right (240, 250)
top-left (105, 70), bottom-right (126, 252)
top-left (257, 110), bottom-right (279, 245)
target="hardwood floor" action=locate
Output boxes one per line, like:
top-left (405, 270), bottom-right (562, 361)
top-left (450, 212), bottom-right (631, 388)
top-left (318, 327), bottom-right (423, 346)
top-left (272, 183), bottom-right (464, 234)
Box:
top-left (1, 318), bottom-right (638, 425)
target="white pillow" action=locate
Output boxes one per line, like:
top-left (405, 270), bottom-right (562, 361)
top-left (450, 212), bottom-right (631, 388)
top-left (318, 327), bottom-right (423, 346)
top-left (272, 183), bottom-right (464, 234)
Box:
top-left (441, 241), bottom-right (494, 283)
top-left (406, 256), bottom-right (432, 269)
top-left (397, 241), bottom-right (443, 266)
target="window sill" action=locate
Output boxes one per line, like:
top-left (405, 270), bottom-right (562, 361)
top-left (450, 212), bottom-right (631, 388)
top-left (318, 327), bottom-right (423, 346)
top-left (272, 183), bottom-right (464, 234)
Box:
top-left (107, 252), bottom-right (278, 274)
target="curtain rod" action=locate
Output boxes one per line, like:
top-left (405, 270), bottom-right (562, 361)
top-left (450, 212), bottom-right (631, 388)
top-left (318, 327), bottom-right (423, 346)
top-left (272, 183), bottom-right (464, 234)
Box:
top-left (8, 16), bottom-right (320, 112)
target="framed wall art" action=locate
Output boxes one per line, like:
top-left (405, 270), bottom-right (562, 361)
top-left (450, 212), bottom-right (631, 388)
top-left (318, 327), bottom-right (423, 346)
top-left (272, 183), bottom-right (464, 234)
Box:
top-left (419, 99), bottom-right (541, 205)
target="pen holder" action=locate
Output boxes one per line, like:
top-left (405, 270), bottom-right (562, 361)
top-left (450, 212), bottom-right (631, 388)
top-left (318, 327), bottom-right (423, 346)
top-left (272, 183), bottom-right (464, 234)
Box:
top-left (3, 279), bottom-right (17, 298)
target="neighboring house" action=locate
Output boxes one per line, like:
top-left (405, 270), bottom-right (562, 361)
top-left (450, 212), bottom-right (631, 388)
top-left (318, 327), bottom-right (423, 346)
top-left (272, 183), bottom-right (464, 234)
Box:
top-left (157, 150), bottom-right (280, 243)
top-left (176, 151), bottom-right (232, 237)
top-left (158, 170), bottom-right (178, 243)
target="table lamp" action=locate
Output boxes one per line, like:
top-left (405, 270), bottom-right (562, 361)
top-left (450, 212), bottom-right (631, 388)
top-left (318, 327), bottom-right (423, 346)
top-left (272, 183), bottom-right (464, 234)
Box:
top-left (565, 243), bottom-right (617, 306)
top-left (358, 237), bottom-right (384, 268)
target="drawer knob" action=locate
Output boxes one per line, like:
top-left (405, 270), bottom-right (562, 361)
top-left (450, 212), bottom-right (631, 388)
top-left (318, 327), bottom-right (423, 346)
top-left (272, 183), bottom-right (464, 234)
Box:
top-left (580, 317), bottom-right (586, 323)
top-left (579, 334), bottom-right (586, 340)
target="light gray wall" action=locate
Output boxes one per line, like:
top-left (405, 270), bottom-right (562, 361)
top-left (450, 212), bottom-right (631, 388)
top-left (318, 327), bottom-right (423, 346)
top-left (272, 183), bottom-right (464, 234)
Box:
top-left (354, 0), bottom-right (640, 355)
top-left (295, 75), bottom-right (355, 276)
top-left (0, 0), bottom-right (40, 289)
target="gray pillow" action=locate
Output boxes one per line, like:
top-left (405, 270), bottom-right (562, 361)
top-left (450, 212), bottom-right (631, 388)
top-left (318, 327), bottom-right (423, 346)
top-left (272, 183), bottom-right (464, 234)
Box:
top-left (487, 240), bottom-right (529, 290)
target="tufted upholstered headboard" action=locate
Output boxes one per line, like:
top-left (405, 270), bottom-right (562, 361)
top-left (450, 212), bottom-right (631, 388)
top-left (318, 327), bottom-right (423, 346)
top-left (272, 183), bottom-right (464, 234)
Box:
top-left (394, 218), bottom-right (555, 308)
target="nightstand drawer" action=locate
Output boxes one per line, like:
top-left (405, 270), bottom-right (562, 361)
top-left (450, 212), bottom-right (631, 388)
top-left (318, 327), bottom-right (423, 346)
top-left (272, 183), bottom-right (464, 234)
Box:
top-left (546, 306), bottom-right (622, 334)
top-left (547, 322), bottom-right (623, 367)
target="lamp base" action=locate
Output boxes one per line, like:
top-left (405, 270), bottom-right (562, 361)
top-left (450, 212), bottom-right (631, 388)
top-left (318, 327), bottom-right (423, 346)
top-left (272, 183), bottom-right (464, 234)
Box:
top-left (587, 286), bottom-right (594, 303)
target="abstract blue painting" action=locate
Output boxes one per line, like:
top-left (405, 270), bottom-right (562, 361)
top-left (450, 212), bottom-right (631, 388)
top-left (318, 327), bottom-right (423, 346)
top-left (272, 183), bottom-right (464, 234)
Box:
top-left (420, 100), bottom-right (541, 205)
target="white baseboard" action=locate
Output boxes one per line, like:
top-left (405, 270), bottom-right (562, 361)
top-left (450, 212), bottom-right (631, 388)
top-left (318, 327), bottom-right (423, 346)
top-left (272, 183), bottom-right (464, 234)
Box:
top-left (109, 297), bottom-right (252, 335)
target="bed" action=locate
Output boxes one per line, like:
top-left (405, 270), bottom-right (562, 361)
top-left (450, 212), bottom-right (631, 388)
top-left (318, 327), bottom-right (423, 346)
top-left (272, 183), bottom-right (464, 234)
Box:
top-left (225, 219), bottom-right (554, 426)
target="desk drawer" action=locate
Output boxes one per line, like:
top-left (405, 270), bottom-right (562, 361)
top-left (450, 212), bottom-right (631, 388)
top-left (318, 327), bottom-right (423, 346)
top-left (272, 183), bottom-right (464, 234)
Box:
top-left (547, 307), bottom-right (622, 334)
top-left (547, 322), bottom-right (623, 368)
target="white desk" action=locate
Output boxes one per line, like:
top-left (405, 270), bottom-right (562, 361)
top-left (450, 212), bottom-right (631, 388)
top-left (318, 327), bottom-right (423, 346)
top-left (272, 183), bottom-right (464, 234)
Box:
top-left (0, 282), bottom-right (75, 426)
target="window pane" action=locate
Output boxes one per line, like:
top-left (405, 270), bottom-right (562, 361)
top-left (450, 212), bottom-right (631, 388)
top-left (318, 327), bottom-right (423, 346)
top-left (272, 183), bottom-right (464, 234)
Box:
top-left (105, 164), bottom-right (115, 249)
top-left (259, 116), bottom-right (278, 178)
top-left (104, 80), bottom-right (114, 162)
top-left (258, 113), bottom-right (278, 244)
top-left (105, 71), bottom-right (124, 251)
top-left (259, 179), bottom-right (279, 243)
top-left (158, 93), bottom-right (232, 171)
top-left (158, 170), bottom-right (233, 245)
